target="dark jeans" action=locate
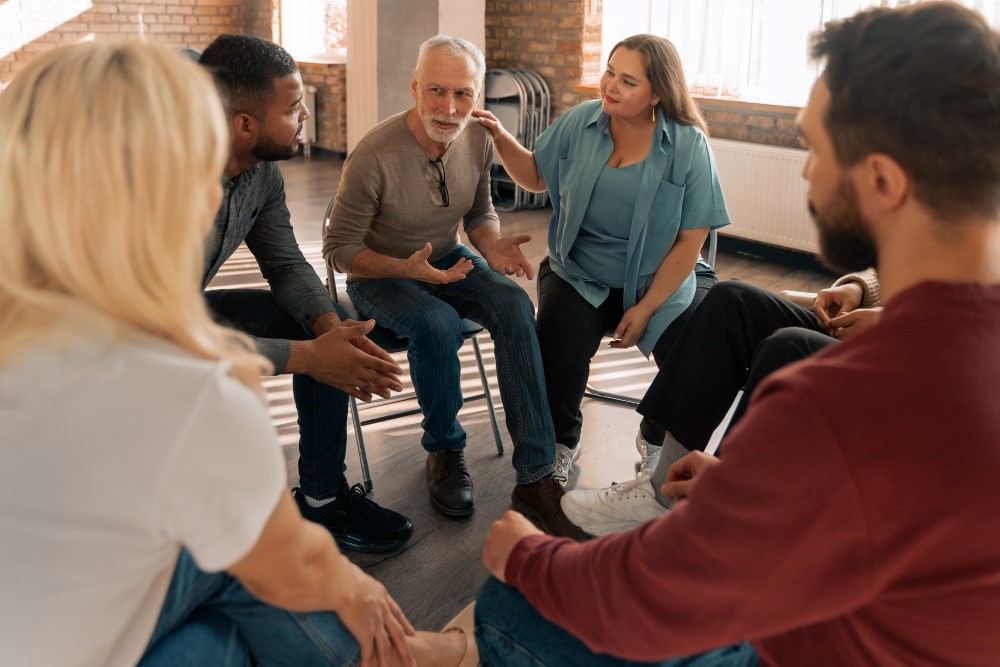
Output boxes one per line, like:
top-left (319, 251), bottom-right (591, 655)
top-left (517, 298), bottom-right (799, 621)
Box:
top-left (475, 577), bottom-right (758, 667)
top-left (139, 550), bottom-right (359, 666)
top-left (204, 289), bottom-right (349, 500)
top-left (537, 257), bottom-right (719, 447)
top-left (349, 245), bottom-right (556, 485)
top-left (638, 280), bottom-right (836, 451)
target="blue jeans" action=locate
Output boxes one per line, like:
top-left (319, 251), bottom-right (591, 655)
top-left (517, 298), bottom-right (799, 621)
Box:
top-left (475, 578), bottom-right (758, 667)
top-left (139, 549), bottom-right (360, 666)
top-left (348, 245), bottom-right (555, 484)
top-left (204, 289), bottom-right (349, 500)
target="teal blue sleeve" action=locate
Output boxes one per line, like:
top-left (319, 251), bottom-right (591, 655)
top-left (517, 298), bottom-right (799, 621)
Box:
top-left (532, 103), bottom-right (586, 195)
top-left (679, 133), bottom-right (731, 232)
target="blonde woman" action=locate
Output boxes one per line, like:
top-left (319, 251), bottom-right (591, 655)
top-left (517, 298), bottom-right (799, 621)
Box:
top-left (0, 41), bottom-right (470, 667)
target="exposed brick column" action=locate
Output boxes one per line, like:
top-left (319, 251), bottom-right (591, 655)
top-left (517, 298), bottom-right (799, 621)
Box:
top-left (485, 0), bottom-right (597, 120)
top-left (244, 0), bottom-right (279, 40)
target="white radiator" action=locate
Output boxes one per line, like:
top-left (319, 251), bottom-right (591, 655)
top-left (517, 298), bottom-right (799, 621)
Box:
top-left (708, 138), bottom-right (818, 254)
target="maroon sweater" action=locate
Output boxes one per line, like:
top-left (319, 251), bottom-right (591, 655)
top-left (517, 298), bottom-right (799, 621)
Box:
top-left (507, 281), bottom-right (1000, 666)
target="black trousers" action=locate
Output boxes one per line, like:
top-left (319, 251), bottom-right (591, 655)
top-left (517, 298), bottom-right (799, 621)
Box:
top-left (536, 257), bottom-right (719, 447)
top-left (637, 280), bottom-right (836, 451)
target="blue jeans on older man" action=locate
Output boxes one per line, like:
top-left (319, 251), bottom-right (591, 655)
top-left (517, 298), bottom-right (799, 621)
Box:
top-left (139, 549), bottom-right (359, 666)
top-left (475, 577), bottom-right (758, 667)
top-left (347, 244), bottom-right (556, 485)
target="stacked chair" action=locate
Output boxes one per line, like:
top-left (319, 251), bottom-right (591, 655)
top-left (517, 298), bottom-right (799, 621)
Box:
top-left (484, 69), bottom-right (551, 211)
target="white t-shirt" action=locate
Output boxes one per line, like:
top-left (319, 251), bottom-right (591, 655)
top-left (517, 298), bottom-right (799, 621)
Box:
top-left (0, 334), bottom-right (286, 667)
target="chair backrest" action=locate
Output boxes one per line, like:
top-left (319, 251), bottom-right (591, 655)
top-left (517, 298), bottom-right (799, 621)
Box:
top-left (322, 195), bottom-right (341, 304)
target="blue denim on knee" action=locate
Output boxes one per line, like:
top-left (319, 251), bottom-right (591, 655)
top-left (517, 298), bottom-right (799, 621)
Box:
top-left (139, 609), bottom-right (252, 667)
top-left (475, 577), bottom-right (758, 667)
top-left (140, 549), bottom-right (361, 667)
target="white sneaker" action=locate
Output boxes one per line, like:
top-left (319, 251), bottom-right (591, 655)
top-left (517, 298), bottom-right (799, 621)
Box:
top-left (559, 471), bottom-right (667, 536)
top-left (554, 443), bottom-right (581, 485)
top-left (635, 432), bottom-right (661, 474)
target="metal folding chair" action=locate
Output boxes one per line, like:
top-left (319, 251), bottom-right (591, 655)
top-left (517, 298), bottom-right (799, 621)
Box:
top-left (322, 198), bottom-right (504, 491)
top-left (485, 68), bottom-right (550, 211)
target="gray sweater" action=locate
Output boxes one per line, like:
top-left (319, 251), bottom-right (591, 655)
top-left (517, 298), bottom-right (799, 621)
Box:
top-left (324, 110), bottom-right (500, 274)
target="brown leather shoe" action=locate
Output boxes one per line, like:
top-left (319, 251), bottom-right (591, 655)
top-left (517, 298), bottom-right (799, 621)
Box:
top-left (512, 475), bottom-right (594, 541)
top-left (426, 450), bottom-right (475, 517)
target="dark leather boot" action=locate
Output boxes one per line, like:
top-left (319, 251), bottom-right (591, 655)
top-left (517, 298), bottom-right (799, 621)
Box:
top-left (511, 475), bottom-right (594, 541)
top-left (426, 450), bottom-right (475, 517)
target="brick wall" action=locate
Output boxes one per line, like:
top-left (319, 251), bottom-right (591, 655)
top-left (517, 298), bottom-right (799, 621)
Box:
top-left (1, 0), bottom-right (244, 87)
top-left (243, 0), bottom-right (277, 39)
top-left (699, 101), bottom-right (800, 149)
top-left (4, 2), bottom-right (800, 151)
top-left (298, 62), bottom-right (348, 154)
top-left (485, 0), bottom-right (596, 119)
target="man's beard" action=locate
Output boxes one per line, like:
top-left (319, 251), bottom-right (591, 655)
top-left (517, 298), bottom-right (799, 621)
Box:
top-left (422, 113), bottom-right (469, 144)
top-left (809, 176), bottom-right (879, 274)
top-left (251, 124), bottom-right (302, 162)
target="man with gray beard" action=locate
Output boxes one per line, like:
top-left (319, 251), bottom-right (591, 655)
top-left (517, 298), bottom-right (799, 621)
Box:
top-left (324, 36), bottom-right (589, 540)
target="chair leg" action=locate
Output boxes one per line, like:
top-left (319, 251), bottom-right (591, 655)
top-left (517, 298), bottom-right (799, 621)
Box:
top-left (349, 396), bottom-right (374, 492)
top-left (473, 336), bottom-right (504, 455)
top-left (583, 383), bottom-right (641, 408)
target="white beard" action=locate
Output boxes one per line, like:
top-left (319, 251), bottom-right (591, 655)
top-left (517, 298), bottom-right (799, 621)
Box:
top-left (422, 113), bottom-right (469, 144)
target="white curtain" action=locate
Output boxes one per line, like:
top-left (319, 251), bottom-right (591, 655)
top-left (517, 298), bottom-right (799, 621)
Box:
top-left (601, 0), bottom-right (1000, 105)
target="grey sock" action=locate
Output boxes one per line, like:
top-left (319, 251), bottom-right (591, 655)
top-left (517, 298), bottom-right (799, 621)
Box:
top-left (649, 432), bottom-right (689, 509)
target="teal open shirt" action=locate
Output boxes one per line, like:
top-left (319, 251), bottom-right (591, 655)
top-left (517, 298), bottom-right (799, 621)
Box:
top-left (533, 100), bottom-right (732, 357)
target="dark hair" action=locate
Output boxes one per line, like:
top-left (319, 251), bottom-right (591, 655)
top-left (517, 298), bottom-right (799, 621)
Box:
top-left (199, 34), bottom-right (298, 120)
top-left (608, 34), bottom-right (707, 135)
top-left (812, 3), bottom-right (1000, 219)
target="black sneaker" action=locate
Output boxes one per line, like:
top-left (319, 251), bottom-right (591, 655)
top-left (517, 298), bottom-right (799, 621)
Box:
top-left (292, 482), bottom-right (414, 553)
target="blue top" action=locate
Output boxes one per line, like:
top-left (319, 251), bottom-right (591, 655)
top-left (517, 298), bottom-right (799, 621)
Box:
top-left (568, 161), bottom-right (643, 288)
top-left (533, 100), bottom-right (731, 356)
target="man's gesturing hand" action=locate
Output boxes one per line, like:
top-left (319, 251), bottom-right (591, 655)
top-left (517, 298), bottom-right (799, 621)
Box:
top-left (307, 320), bottom-right (403, 401)
top-left (406, 243), bottom-right (473, 284)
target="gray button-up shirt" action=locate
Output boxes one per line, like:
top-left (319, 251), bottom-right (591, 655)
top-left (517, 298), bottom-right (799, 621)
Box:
top-left (203, 161), bottom-right (334, 372)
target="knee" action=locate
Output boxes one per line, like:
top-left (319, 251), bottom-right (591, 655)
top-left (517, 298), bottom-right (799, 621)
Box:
top-left (755, 327), bottom-right (835, 370)
top-left (406, 308), bottom-right (464, 349)
top-left (483, 284), bottom-right (537, 336)
top-left (495, 282), bottom-right (537, 322)
top-left (474, 578), bottom-right (525, 649)
top-left (701, 280), bottom-right (757, 311)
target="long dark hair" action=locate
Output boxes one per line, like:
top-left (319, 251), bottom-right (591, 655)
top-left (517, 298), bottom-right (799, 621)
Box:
top-left (609, 34), bottom-right (708, 135)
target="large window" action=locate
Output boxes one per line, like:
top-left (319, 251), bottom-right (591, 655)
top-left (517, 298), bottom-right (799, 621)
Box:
top-left (280, 0), bottom-right (347, 61)
top-left (601, 0), bottom-right (1000, 106)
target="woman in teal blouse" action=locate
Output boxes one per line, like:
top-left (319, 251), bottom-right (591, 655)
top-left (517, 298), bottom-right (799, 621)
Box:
top-left (474, 34), bottom-right (731, 468)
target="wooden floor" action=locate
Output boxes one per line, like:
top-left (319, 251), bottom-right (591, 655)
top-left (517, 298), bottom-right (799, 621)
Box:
top-left (209, 151), bottom-right (833, 630)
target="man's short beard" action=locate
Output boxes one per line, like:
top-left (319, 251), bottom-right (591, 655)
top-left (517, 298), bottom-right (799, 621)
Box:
top-left (422, 114), bottom-right (469, 144)
top-left (810, 176), bottom-right (879, 274)
top-left (251, 124), bottom-right (301, 162)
